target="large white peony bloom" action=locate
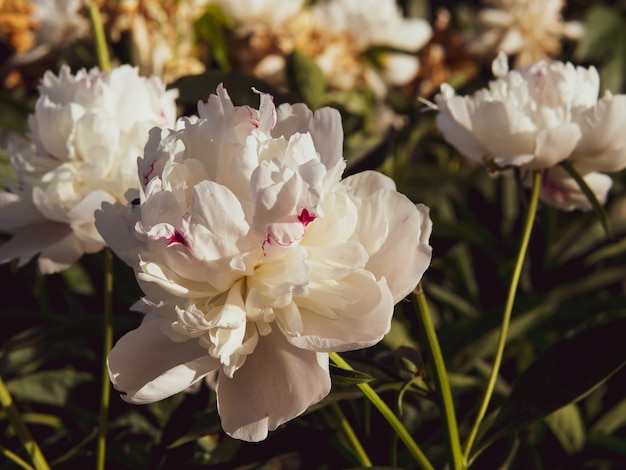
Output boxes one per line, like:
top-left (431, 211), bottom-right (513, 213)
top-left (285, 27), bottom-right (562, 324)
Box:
top-left (0, 65), bottom-right (179, 273)
top-left (95, 84), bottom-right (432, 442)
top-left (434, 52), bottom-right (626, 211)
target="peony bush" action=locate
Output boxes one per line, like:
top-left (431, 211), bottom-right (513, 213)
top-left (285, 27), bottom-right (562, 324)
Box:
top-left (0, 1), bottom-right (625, 469)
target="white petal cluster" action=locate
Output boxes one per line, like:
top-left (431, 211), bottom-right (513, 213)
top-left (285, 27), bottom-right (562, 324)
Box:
top-left (209, 0), bottom-right (431, 96)
top-left (312, 0), bottom-right (432, 93)
top-left (434, 53), bottom-right (626, 211)
top-left (96, 84), bottom-right (432, 442)
top-left (466, 0), bottom-right (584, 68)
top-left (0, 65), bottom-right (179, 273)
top-left (12, 0), bottom-right (90, 65)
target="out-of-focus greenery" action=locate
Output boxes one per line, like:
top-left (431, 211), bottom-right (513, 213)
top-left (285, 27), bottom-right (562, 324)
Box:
top-left (1, 1), bottom-right (626, 469)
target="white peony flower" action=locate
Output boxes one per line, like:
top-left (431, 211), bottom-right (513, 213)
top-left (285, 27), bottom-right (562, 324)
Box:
top-left (0, 64), bottom-right (179, 273)
top-left (313, 0), bottom-right (431, 54)
top-left (466, 0), bottom-right (584, 68)
top-left (311, 0), bottom-right (432, 91)
top-left (95, 84), bottom-right (432, 442)
top-left (11, 0), bottom-right (90, 65)
top-left (434, 53), bottom-right (626, 211)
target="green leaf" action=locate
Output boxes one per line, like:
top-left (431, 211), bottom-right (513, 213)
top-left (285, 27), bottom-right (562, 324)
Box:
top-left (574, 5), bottom-right (624, 62)
top-left (285, 50), bottom-right (326, 110)
top-left (7, 369), bottom-right (92, 406)
top-left (473, 317), bottom-right (626, 458)
top-left (194, 4), bottom-right (235, 71)
top-left (60, 262), bottom-right (96, 295)
top-left (544, 403), bottom-right (586, 455)
top-left (574, 4), bottom-right (626, 94)
top-left (591, 397), bottom-right (626, 434)
top-left (330, 364), bottom-right (375, 385)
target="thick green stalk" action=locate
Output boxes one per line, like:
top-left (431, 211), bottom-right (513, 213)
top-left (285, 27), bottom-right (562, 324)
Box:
top-left (330, 402), bottom-right (372, 467)
top-left (462, 171), bottom-right (542, 461)
top-left (329, 352), bottom-right (434, 470)
top-left (0, 375), bottom-right (50, 470)
top-left (414, 283), bottom-right (464, 470)
top-left (96, 249), bottom-right (114, 470)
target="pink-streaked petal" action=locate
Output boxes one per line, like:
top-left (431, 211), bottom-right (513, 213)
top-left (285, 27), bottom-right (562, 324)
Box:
top-left (108, 311), bottom-right (219, 404)
top-left (182, 180), bottom-right (250, 261)
top-left (216, 329), bottom-right (330, 442)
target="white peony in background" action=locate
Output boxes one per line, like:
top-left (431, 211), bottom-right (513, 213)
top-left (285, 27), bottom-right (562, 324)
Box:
top-left (433, 52), bottom-right (626, 211)
top-left (95, 84), bottom-right (432, 441)
top-left (0, 64), bottom-right (179, 273)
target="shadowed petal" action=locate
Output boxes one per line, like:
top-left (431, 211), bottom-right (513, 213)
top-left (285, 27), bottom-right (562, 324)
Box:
top-left (344, 179), bottom-right (432, 302)
top-left (0, 222), bottom-right (71, 268)
top-left (108, 311), bottom-right (219, 404)
top-left (216, 329), bottom-right (330, 442)
top-left (290, 272), bottom-right (394, 352)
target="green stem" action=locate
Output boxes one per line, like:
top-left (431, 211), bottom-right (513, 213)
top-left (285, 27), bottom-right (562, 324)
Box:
top-left (89, 4), bottom-right (113, 466)
top-left (329, 352), bottom-right (434, 470)
top-left (89, 2), bottom-right (111, 72)
top-left (414, 283), bottom-right (464, 470)
top-left (330, 402), bottom-right (373, 467)
top-left (1, 444), bottom-right (34, 470)
top-left (462, 171), bottom-right (541, 461)
top-left (0, 375), bottom-right (50, 470)
top-left (96, 249), bottom-right (114, 470)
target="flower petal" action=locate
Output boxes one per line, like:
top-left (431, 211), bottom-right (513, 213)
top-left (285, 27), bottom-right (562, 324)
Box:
top-left (0, 222), bottom-right (72, 269)
top-left (527, 123), bottom-right (581, 170)
top-left (435, 93), bottom-right (488, 163)
top-left (107, 311), bottom-right (219, 404)
top-left (273, 104), bottom-right (344, 169)
top-left (290, 271), bottom-right (394, 351)
top-left (38, 231), bottom-right (92, 274)
top-left (216, 329), bottom-right (330, 442)
top-left (536, 166), bottom-right (613, 212)
top-left (351, 185), bottom-right (433, 303)
top-left (571, 94), bottom-right (626, 173)
top-left (95, 201), bottom-right (139, 265)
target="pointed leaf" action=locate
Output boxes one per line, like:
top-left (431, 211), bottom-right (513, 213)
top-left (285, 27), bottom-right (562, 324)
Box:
top-left (591, 397), bottom-right (626, 434)
top-left (330, 364), bottom-right (375, 385)
top-left (285, 50), bottom-right (326, 110)
top-left (474, 317), bottom-right (626, 457)
top-left (7, 370), bottom-right (92, 406)
top-left (544, 403), bottom-right (586, 455)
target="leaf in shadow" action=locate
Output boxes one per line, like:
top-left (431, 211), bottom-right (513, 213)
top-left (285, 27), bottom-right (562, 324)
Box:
top-left (473, 316), bottom-right (626, 458)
